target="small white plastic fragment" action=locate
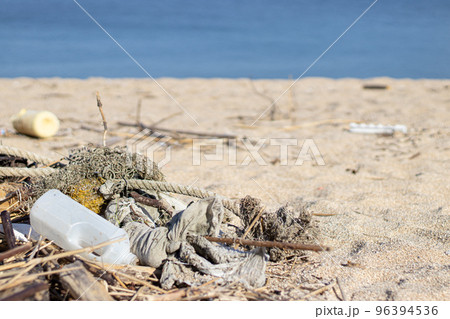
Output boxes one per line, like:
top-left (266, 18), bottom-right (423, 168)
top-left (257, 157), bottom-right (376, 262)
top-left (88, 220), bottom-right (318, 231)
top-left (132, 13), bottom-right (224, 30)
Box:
top-left (0, 223), bottom-right (40, 242)
top-left (349, 123), bottom-right (407, 134)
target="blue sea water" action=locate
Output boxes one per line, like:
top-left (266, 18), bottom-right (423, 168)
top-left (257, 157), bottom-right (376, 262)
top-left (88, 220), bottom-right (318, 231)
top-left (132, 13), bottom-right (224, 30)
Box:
top-left (0, 0), bottom-right (449, 79)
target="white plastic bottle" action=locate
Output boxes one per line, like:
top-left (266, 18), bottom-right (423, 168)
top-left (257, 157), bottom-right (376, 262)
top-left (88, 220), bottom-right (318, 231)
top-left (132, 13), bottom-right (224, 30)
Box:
top-left (30, 189), bottom-right (137, 265)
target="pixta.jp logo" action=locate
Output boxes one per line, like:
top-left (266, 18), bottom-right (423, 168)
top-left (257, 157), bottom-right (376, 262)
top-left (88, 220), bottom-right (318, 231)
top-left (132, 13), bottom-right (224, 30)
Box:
top-left (126, 129), bottom-right (172, 169)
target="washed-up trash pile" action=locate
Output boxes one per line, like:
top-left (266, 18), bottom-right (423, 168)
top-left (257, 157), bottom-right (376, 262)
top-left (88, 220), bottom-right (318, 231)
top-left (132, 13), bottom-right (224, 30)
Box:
top-left (0, 145), bottom-right (321, 300)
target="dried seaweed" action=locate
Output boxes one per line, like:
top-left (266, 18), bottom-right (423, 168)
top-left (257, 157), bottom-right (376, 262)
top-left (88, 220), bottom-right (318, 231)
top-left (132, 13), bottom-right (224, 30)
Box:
top-left (239, 196), bottom-right (313, 261)
top-left (30, 146), bottom-right (164, 208)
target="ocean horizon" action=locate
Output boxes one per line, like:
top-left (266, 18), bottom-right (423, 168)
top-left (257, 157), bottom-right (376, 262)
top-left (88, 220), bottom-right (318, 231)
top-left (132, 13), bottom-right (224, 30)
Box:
top-left (1, 0), bottom-right (449, 79)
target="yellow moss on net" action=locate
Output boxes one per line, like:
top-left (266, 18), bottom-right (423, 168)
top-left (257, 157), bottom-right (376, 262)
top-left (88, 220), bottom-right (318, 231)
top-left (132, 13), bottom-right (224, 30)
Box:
top-left (67, 178), bottom-right (105, 214)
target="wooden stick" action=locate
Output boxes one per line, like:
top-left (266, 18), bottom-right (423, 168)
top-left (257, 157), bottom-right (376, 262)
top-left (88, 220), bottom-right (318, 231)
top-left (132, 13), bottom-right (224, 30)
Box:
top-left (0, 282), bottom-right (48, 301)
top-left (0, 242), bottom-right (33, 262)
top-left (110, 285), bottom-right (137, 294)
top-left (203, 236), bottom-right (329, 251)
top-left (96, 91), bottom-right (108, 147)
top-left (117, 121), bottom-right (237, 139)
top-left (111, 272), bottom-right (128, 289)
top-left (130, 286), bottom-right (145, 301)
top-left (1, 210), bottom-right (16, 249)
top-left (130, 191), bottom-right (174, 216)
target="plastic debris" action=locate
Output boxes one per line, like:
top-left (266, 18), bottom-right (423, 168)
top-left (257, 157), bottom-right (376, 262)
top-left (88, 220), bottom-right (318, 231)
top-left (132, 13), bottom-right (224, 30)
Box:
top-left (349, 122), bottom-right (407, 135)
top-left (0, 223), bottom-right (39, 242)
top-left (11, 109), bottom-right (60, 138)
top-left (30, 189), bottom-right (137, 265)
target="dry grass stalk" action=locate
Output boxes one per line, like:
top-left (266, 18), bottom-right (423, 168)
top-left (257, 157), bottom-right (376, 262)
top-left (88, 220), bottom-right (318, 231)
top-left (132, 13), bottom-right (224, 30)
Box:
top-left (241, 206), bottom-right (265, 240)
top-left (0, 237), bottom-right (125, 272)
top-left (96, 91), bottom-right (108, 147)
top-left (0, 266), bottom-right (83, 291)
top-left (300, 281), bottom-right (336, 300)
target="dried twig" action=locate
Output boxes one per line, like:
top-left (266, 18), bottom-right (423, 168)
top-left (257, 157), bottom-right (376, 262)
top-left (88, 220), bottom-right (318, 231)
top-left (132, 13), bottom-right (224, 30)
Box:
top-left (336, 277), bottom-right (347, 301)
top-left (288, 74), bottom-right (298, 124)
top-left (248, 79), bottom-right (278, 120)
top-left (301, 281), bottom-right (336, 300)
top-left (0, 266), bottom-right (83, 292)
top-left (96, 91), bottom-right (108, 147)
top-left (1, 263), bottom-right (36, 289)
top-left (0, 237), bottom-right (125, 273)
top-left (113, 271), bottom-right (165, 293)
top-left (130, 191), bottom-right (174, 216)
top-left (150, 111), bottom-right (183, 127)
top-left (204, 236), bottom-right (329, 252)
top-left (136, 98), bottom-right (143, 129)
top-left (241, 206), bottom-right (265, 240)
top-left (0, 242), bottom-right (33, 262)
top-left (130, 286), bottom-right (145, 301)
top-left (117, 121), bottom-right (237, 139)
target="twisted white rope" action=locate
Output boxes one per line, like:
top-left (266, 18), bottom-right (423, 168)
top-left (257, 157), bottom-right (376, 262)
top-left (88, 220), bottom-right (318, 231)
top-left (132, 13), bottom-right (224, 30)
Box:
top-left (0, 167), bottom-right (56, 177)
top-left (112, 179), bottom-right (239, 214)
top-left (0, 145), bottom-right (54, 165)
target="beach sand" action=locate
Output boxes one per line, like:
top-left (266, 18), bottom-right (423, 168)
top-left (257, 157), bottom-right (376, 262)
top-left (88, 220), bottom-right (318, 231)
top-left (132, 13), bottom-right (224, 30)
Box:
top-left (0, 77), bottom-right (449, 300)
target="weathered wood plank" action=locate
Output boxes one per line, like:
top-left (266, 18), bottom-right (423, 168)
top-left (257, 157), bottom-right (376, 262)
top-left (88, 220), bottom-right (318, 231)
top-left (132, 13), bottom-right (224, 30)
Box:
top-left (60, 260), bottom-right (113, 301)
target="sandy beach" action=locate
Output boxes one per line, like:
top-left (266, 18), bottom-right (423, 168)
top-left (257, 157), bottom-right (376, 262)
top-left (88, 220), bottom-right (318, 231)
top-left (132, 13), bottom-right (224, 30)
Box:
top-left (0, 77), bottom-right (449, 300)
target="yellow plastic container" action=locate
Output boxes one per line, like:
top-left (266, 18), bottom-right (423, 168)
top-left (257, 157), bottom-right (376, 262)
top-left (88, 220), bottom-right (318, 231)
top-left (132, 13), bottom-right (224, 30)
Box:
top-left (11, 109), bottom-right (60, 138)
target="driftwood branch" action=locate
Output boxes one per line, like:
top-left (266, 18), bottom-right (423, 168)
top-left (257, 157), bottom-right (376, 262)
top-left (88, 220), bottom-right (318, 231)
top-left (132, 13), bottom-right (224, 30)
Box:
top-left (203, 236), bottom-right (330, 252)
